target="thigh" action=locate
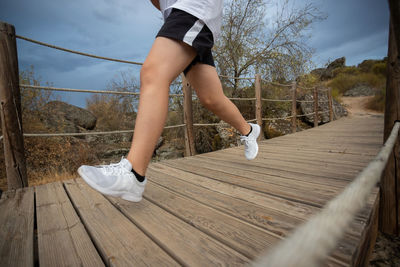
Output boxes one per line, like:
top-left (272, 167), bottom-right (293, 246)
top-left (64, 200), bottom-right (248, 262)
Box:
top-left (142, 37), bottom-right (197, 84)
top-left (186, 63), bottom-right (225, 99)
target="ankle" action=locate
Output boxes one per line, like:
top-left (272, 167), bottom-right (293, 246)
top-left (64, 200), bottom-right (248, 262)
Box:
top-left (131, 168), bottom-right (146, 182)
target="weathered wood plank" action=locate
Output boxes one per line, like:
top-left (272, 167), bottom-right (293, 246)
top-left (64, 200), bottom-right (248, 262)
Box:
top-left (107, 188), bottom-right (252, 265)
top-left (182, 155), bottom-right (350, 188)
top-left (224, 147), bottom-right (369, 172)
top-left (197, 152), bottom-right (358, 182)
top-left (35, 182), bottom-right (104, 267)
top-left (164, 157), bottom-right (342, 204)
top-left (63, 179), bottom-right (179, 266)
top-left (147, 164), bottom-right (374, 265)
top-left (0, 187), bottom-right (34, 267)
top-left (144, 182), bottom-right (278, 258)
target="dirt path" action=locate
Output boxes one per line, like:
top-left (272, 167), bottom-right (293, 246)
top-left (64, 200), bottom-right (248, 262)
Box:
top-left (341, 96), bottom-right (383, 117)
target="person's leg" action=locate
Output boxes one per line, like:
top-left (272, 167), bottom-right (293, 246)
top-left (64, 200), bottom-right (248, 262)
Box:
top-left (126, 37), bottom-right (196, 175)
top-left (185, 63), bottom-right (251, 135)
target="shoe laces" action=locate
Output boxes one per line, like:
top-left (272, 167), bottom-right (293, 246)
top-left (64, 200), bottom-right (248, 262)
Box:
top-left (240, 135), bottom-right (255, 148)
top-left (102, 158), bottom-right (130, 176)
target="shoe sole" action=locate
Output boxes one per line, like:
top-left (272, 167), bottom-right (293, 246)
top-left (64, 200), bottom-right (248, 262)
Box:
top-left (246, 124), bottom-right (260, 160)
top-left (78, 167), bottom-right (142, 202)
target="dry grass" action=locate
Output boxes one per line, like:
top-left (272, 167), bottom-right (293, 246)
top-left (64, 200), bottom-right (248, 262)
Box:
top-left (28, 170), bottom-right (77, 187)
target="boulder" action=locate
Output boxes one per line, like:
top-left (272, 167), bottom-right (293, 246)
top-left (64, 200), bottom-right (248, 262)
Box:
top-left (264, 119), bottom-right (311, 139)
top-left (311, 57), bottom-right (346, 81)
top-left (343, 84), bottom-right (378, 97)
top-left (215, 121), bottom-right (241, 148)
top-left (42, 101), bottom-right (97, 131)
top-left (155, 143), bottom-right (184, 160)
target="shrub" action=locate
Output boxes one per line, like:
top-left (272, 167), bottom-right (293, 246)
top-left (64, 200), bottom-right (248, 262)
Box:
top-left (366, 88), bottom-right (385, 112)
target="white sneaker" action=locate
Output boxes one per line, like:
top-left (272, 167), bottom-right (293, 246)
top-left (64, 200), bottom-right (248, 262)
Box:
top-left (240, 123), bottom-right (260, 160)
top-left (78, 158), bottom-right (146, 202)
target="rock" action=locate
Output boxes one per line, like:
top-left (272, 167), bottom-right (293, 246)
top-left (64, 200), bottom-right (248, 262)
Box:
top-left (215, 121), bottom-right (241, 148)
top-left (369, 232), bottom-right (400, 267)
top-left (299, 89), bottom-right (347, 125)
top-left (102, 148), bottom-right (130, 159)
top-left (327, 57), bottom-right (346, 70)
top-left (343, 84), bottom-right (378, 97)
top-left (156, 143), bottom-right (184, 160)
top-left (265, 119), bottom-right (292, 138)
top-left (42, 101), bottom-right (97, 130)
top-left (155, 137), bottom-right (164, 151)
top-left (311, 57), bottom-right (346, 81)
top-left (264, 119), bottom-right (311, 139)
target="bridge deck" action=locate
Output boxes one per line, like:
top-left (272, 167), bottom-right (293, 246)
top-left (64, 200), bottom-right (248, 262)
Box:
top-left (0, 114), bottom-right (383, 266)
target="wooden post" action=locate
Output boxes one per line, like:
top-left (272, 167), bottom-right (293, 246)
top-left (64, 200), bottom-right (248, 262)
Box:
top-left (254, 74), bottom-right (263, 140)
top-left (291, 81), bottom-right (297, 133)
top-left (0, 22), bottom-right (28, 190)
top-left (313, 87), bottom-right (319, 127)
top-left (328, 88), bottom-right (333, 121)
top-left (182, 74), bottom-right (196, 157)
top-left (379, 7), bottom-right (400, 235)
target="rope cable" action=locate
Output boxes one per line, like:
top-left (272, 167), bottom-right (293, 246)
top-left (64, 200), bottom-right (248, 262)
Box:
top-left (20, 84), bottom-right (184, 97)
top-left (16, 35), bottom-right (144, 65)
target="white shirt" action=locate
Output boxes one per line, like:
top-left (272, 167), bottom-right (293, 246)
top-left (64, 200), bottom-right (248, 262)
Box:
top-left (159, 0), bottom-right (223, 41)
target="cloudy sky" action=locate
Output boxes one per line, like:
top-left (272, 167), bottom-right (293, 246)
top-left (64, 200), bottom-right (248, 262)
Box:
top-left (0, 0), bottom-right (390, 108)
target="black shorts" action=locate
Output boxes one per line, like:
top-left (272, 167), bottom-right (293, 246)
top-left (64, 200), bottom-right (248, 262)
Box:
top-left (156, 8), bottom-right (215, 75)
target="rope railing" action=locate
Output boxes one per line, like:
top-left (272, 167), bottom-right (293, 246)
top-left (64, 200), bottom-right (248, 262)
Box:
top-left (16, 35), bottom-right (144, 66)
top-left (12, 34), bottom-right (335, 145)
top-left (262, 98), bottom-right (292, 102)
top-left (20, 84), bottom-right (184, 98)
top-left (253, 121), bottom-right (400, 267)
top-left (219, 74), bottom-right (255, 80)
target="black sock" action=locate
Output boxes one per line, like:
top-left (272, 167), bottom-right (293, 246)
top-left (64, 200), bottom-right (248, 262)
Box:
top-left (131, 168), bottom-right (145, 182)
top-left (245, 125), bottom-right (252, 137)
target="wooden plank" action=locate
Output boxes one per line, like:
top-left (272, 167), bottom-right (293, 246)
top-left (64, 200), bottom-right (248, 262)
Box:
top-left (166, 156), bottom-right (344, 202)
top-left (107, 186), bottom-right (253, 264)
top-left (197, 152), bottom-right (360, 182)
top-left (154, 161), bottom-right (376, 223)
top-left (258, 142), bottom-right (379, 157)
top-left (162, 158), bottom-right (334, 207)
top-left (227, 147), bottom-right (369, 172)
top-left (258, 145), bottom-right (373, 166)
top-left (144, 182), bottom-right (278, 258)
top-left (147, 164), bottom-right (369, 265)
top-left (35, 182), bottom-right (104, 267)
top-left (63, 179), bottom-right (179, 266)
top-left (0, 187), bottom-right (34, 266)
top-left (148, 163), bottom-right (319, 221)
top-left (257, 148), bottom-right (371, 168)
top-left (182, 155), bottom-right (349, 188)
top-left (353, 193), bottom-right (380, 266)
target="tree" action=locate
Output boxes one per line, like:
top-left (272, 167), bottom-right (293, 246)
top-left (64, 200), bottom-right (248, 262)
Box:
top-left (86, 70), bottom-right (139, 130)
top-left (214, 0), bottom-right (325, 92)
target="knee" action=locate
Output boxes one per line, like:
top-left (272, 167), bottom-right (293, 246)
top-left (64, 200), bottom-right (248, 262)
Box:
top-left (140, 62), bottom-right (170, 89)
top-left (199, 95), bottom-right (224, 110)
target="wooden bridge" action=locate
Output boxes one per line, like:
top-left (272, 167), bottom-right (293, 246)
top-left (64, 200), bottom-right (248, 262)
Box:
top-left (0, 114), bottom-right (384, 266)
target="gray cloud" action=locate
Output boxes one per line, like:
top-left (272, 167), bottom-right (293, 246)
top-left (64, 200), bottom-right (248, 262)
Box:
top-left (0, 0), bottom-right (391, 107)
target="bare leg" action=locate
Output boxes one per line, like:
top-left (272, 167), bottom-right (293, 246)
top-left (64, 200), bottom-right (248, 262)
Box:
top-left (186, 64), bottom-right (251, 135)
top-left (126, 37), bottom-right (196, 176)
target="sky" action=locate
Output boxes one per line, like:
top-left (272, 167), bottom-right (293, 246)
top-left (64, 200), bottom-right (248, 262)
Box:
top-left (0, 0), bottom-right (390, 108)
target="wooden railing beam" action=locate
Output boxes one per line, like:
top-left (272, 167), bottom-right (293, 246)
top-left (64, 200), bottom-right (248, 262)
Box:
top-left (0, 22), bottom-right (28, 190)
top-left (380, 2), bottom-right (400, 235)
top-left (182, 74), bottom-right (196, 157)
